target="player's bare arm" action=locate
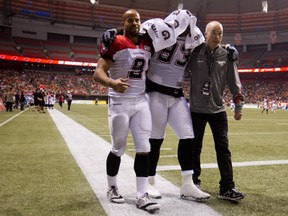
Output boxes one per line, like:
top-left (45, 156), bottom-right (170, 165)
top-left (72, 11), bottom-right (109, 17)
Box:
top-left (93, 57), bottom-right (130, 93)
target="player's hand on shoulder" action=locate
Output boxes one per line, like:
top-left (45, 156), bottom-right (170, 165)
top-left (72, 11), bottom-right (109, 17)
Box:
top-left (223, 44), bottom-right (239, 62)
top-left (101, 28), bottom-right (117, 50)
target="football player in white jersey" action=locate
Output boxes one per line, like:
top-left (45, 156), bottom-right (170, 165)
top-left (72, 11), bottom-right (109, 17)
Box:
top-left (144, 10), bottom-right (210, 201)
top-left (93, 9), bottom-right (160, 214)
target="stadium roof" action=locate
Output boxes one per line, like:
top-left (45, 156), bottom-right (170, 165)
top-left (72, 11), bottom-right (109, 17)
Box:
top-left (2, 0), bottom-right (288, 29)
top-left (1, 0), bottom-right (288, 44)
top-left (86, 0), bottom-right (288, 14)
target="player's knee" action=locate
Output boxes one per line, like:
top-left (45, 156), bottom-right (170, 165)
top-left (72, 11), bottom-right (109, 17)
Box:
top-left (135, 141), bottom-right (150, 153)
top-left (111, 145), bottom-right (126, 157)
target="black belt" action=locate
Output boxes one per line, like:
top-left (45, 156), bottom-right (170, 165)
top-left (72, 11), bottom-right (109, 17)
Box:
top-left (146, 78), bottom-right (184, 98)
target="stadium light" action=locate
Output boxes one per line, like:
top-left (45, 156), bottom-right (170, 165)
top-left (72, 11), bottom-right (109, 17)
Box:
top-left (178, 0), bottom-right (183, 10)
top-left (262, 1), bottom-right (268, 13)
top-left (90, 0), bottom-right (99, 4)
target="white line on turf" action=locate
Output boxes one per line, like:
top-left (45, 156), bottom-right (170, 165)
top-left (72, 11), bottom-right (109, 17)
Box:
top-left (0, 109), bottom-right (27, 127)
top-left (48, 109), bottom-right (221, 216)
top-left (157, 160), bottom-right (288, 171)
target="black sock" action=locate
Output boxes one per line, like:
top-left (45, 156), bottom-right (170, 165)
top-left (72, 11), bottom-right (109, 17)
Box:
top-left (106, 151), bottom-right (121, 176)
top-left (149, 138), bottom-right (164, 176)
top-left (134, 154), bottom-right (149, 177)
top-left (178, 139), bottom-right (193, 171)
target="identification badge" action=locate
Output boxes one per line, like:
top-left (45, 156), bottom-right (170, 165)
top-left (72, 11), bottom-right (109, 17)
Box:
top-left (201, 80), bottom-right (212, 96)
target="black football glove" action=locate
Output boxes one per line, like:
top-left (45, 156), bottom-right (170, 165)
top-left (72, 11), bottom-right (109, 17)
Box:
top-left (223, 44), bottom-right (239, 62)
top-left (101, 28), bottom-right (117, 50)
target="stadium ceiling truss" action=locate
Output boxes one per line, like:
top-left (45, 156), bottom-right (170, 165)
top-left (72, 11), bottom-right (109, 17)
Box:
top-left (1, 0), bottom-right (288, 33)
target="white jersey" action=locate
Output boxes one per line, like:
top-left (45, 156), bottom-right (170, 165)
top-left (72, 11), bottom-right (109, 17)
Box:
top-left (147, 36), bottom-right (190, 89)
top-left (102, 35), bottom-right (152, 98)
top-left (99, 35), bottom-right (153, 156)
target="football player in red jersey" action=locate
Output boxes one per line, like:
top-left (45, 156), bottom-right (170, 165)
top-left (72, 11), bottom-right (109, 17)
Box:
top-left (93, 9), bottom-right (159, 214)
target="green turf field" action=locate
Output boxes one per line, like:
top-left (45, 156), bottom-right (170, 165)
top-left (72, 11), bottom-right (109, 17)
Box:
top-left (1, 104), bottom-right (288, 216)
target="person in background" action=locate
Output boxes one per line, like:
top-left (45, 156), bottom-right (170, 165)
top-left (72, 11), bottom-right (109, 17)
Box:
top-left (20, 91), bottom-right (26, 111)
top-left (58, 93), bottom-right (64, 108)
top-left (33, 88), bottom-right (40, 112)
top-left (261, 98), bottom-right (269, 114)
top-left (93, 9), bottom-right (159, 214)
top-left (185, 21), bottom-right (245, 202)
top-left (66, 91), bottom-right (73, 111)
top-left (37, 88), bottom-right (46, 113)
top-left (49, 92), bottom-right (56, 109)
top-left (5, 87), bottom-right (14, 112)
top-left (14, 91), bottom-right (20, 109)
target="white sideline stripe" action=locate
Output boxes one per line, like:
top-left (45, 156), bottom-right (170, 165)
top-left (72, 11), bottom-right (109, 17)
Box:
top-left (0, 109), bottom-right (27, 127)
top-left (127, 147), bottom-right (172, 151)
top-left (157, 160), bottom-right (288, 171)
top-left (48, 109), bottom-right (220, 216)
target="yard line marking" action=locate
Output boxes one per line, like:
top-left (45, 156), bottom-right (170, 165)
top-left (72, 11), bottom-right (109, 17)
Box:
top-left (160, 148), bottom-right (173, 150)
top-left (48, 109), bottom-right (220, 216)
top-left (203, 132), bottom-right (288, 136)
top-left (128, 147), bottom-right (172, 151)
top-left (127, 147), bottom-right (173, 150)
top-left (157, 160), bottom-right (288, 171)
top-left (0, 109), bottom-right (27, 127)
top-left (160, 155), bottom-right (177, 158)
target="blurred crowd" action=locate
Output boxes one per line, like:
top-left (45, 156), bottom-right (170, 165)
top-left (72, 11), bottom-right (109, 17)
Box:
top-left (1, 69), bottom-right (288, 111)
top-left (0, 69), bottom-right (108, 97)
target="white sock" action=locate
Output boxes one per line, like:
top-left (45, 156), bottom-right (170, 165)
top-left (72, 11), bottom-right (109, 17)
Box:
top-left (148, 175), bottom-right (156, 185)
top-left (136, 177), bottom-right (148, 198)
top-left (181, 170), bottom-right (193, 185)
top-left (107, 175), bottom-right (117, 188)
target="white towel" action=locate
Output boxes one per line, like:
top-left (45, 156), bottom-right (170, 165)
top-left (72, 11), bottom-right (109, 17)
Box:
top-left (140, 10), bottom-right (204, 52)
top-left (140, 18), bottom-right (177, 52)
top-left (164, 9), bottom-right (197, 37)
top-left (186, 26), bottom-right (205, 50)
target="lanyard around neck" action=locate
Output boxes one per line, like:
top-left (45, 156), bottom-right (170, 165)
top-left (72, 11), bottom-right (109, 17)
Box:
top-left (205, 48), bottom-right (215, 76)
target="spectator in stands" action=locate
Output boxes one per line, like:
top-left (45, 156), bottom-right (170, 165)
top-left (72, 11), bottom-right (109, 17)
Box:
top-left (0, 68), bottom-right (286, 106)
